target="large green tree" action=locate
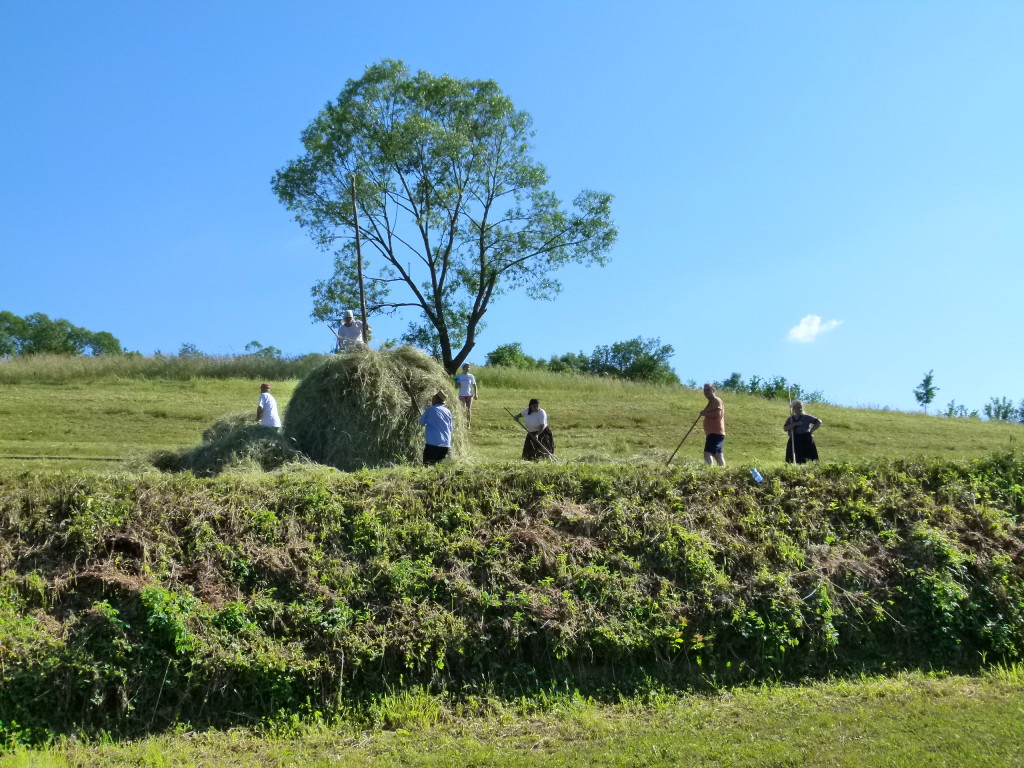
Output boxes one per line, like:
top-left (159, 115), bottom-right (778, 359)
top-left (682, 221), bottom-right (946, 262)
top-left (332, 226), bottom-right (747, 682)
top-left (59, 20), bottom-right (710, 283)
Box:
top-left (272, 59), bottom-right (616, 373)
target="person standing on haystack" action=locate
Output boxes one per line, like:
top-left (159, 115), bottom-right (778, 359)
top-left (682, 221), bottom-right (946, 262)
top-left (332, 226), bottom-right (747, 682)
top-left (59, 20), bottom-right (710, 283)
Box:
top-left (256, 383), bottom-right (282, 429)
top-left (454, 363), bottom-right (478, 428)
top-left (333, 310), bottom-right (371, 351)
top-left (513, 398), bottom-right (555, 461)
top-left (700, 383), bottom-right (726, 466)
top-left (783, 400), bottom-right (822, 463)
top-left (419, 391), bottom-right (453, 465)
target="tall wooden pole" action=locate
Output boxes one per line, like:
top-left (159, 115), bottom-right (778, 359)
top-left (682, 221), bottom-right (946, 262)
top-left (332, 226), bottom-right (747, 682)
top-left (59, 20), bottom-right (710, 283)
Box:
top-left (350, 176), bottom-right (368, 344)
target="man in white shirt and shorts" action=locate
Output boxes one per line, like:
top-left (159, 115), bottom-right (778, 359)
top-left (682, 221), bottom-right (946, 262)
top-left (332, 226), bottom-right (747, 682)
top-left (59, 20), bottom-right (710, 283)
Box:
top-left (454, 363), bottom-right (478, 428)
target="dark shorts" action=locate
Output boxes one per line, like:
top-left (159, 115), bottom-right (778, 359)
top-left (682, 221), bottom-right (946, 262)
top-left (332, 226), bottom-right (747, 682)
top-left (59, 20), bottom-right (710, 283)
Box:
top-left (704, 434), bottom-right (725, 454)
top-left (423, 444), bottom-right (450, 465)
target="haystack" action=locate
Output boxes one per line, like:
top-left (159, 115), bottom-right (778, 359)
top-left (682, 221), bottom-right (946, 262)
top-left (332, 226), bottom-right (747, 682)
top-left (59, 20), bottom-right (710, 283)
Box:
top-left (285, 347), bottom-right (467, 470)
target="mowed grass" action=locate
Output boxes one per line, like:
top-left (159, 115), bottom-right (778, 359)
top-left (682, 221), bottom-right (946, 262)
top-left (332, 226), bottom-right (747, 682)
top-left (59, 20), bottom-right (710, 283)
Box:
top-left (7, 670), bottom-right (1024, 767)
top-left (0, 359), bottom-right (1019, 472)
top-left (0, 379), bottom-right (296, 472)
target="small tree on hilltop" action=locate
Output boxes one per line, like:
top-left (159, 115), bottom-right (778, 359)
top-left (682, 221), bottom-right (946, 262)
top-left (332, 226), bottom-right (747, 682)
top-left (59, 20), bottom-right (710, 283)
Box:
top-left (245, 341), bottom-right (283, 359)
top-left (913, 370), bottom-right (939, 413)
top-left (273, 59), bottom-right (617, 374)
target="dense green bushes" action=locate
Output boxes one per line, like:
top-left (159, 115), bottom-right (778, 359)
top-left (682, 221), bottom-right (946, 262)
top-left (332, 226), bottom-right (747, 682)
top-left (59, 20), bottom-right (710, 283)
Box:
top-left (1, 454), bottom-right (1022, 744)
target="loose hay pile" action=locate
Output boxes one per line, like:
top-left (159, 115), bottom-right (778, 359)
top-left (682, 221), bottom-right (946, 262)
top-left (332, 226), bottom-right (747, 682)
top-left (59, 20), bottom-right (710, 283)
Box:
top-left (285, 346), bottom-right (468, 471)
top-left (152, 416), bottom-right (297, 476)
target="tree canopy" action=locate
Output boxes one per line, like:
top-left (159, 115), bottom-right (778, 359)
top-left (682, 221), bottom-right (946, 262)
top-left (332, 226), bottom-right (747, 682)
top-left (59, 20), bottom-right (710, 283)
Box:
top-left (588, 337), bottom-right (679, 384)
top-left (484, 337), bottom-right (679, 384)
top-left (0, 311), bottom-right (123, 356)
top-left (272, 59), bottom-right (616, 373)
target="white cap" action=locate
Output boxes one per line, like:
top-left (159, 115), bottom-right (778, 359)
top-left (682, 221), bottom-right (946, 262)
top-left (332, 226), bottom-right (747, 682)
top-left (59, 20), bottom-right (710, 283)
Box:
top-left (342, 310), bottom-right (355, 320)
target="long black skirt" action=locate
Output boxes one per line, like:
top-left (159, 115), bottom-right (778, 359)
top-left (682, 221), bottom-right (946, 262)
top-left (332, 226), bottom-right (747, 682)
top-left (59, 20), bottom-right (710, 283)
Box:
top-left (522, 426), bottom-right (555, 461)
top-left (785, 432), bottom-right (818, 464)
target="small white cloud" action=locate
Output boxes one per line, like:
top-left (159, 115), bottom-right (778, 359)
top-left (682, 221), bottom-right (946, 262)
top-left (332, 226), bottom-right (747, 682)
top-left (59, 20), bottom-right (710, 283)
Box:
top-left (788, 315), bottom-right (841, 343)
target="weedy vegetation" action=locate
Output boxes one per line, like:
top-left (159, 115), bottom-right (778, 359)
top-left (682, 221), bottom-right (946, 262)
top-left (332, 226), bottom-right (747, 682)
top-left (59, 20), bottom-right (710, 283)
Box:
top-left (1, 454), bottom-right (1022, 748)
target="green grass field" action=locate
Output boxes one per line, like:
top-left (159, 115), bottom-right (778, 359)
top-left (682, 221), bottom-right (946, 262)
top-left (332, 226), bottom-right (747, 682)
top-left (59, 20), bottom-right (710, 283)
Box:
top-left (1, 354), bottom-right (1022, 764)
top-left (0, 358), bottom-right (1019, 473)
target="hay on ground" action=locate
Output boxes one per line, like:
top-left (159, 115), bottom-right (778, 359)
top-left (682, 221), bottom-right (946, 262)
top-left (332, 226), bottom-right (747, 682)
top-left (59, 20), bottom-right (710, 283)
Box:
top-left (153, 418), bottom-right (297, 476)
top-left (284, 347), bottom-right (467, 471)
top-left (202, 412), bottom-right (254, 443)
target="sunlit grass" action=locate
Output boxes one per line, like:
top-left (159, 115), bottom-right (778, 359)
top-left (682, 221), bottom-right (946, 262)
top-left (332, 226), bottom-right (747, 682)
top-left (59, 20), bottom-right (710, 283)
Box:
top-left (1, 358), bottom-right (1020, 472)
top-left (0, 353), bottom-right (328, 384)
top-left (8, 669), bottom-right (1023, 767)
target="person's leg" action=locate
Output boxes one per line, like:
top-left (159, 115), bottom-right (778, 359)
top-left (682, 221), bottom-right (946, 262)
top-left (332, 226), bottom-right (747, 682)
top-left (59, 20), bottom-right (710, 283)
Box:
top-left (460, 396), bottom-right (473, 428)
top-left (704, 435), bottom-right (725, 466)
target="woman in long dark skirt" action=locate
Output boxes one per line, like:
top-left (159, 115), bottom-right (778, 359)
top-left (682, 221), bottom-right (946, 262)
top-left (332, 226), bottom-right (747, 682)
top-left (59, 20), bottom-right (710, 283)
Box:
top-left (783, 400), bottom-right (822, 463)
top-left (514, 398), bottom-right (555, 461)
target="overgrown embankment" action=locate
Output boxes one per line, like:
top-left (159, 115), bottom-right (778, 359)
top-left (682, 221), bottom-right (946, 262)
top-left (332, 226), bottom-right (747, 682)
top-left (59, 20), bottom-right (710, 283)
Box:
top-left (1, 455), bottom-right (1023, 743)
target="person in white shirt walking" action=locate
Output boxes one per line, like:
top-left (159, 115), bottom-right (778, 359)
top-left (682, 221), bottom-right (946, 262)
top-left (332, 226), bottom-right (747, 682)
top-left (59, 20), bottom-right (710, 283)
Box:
top-left (256, 383), bottom-right (282, 429)
top-left (513, 398), bottom-right (554, 461)
top-left (454, 363), bottom-right (478, 428)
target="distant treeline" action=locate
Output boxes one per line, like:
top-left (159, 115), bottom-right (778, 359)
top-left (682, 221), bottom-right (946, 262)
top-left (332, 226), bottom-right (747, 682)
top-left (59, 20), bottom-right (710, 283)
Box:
top-left (482, 339), bottom-right (826, 402)
top-left (0, 311), bottom-right (123, 356)
top-left (944, 397), bottom-right (1024, 423)
top-left (484, 338), bottom-right (681, 384)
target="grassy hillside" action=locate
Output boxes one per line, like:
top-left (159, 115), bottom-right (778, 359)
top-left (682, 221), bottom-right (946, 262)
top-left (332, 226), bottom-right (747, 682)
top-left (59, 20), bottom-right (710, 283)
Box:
top-left (0, 356), bottom-right (1020, 473)
top-left (1, 354), bottom-right (1023, 752)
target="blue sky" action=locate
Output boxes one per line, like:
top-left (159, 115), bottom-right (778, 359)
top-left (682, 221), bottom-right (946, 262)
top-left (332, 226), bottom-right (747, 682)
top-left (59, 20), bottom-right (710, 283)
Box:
top-left (3, 1), bottom-right (1021, 413)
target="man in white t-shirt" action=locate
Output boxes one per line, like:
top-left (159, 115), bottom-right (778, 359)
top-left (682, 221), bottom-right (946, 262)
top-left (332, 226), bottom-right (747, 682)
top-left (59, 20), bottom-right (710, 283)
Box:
top-left (454, 363), bottom-right (478, 428)
top-left (333, 310), bottom-right (371, 351)
top-left (256, 383), bottom-right (282, 428)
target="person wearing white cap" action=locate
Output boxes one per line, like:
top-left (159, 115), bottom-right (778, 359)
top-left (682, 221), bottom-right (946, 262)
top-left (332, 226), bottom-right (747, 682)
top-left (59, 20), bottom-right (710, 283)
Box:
top-left (454, 363), bottom-right (478, 428)
top-left (256, 383), bottom-right (282, 429)
top-left (333, 310), bottom-right (371, 351)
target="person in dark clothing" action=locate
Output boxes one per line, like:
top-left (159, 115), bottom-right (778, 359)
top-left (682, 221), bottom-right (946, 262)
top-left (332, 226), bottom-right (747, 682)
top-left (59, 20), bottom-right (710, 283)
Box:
top-left (783, 400), bottom-right (822, 463)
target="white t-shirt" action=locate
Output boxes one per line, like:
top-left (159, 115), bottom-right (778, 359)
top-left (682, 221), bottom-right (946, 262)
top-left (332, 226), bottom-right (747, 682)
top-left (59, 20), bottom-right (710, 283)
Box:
top-left (258, 392), bottom-right (282, 428)
top-left (520, 407), bottom-right (547, 432)
top-left (455, 373), bottom-right (477, 397)
top-left (337, 321), bottom-right (364, 343)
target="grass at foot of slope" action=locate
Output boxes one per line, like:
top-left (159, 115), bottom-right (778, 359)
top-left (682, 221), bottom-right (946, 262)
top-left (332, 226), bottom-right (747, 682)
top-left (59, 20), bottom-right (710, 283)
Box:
top-left (7, 668), bottom-right (1024, 767)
